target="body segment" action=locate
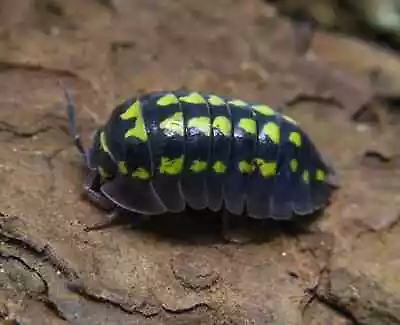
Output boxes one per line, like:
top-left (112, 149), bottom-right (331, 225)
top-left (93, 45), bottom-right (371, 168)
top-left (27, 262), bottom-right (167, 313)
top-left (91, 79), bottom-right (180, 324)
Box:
top-left (223, 98), bottom-right (258, 216)
top-left (204, 94), bottom-right (232, 212)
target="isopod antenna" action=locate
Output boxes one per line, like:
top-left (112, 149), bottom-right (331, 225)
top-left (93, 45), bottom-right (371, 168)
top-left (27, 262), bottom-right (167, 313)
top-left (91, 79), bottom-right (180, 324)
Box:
top-left (58, 80), bottom-right (87, 160)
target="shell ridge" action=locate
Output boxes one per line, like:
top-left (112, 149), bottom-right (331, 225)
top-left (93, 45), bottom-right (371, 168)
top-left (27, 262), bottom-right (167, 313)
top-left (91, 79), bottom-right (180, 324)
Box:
top-left (147, 91), bottom-right (186, 212)
top-left (205, 93), bottom-right (232, 211)
top-left (269, 115), bottom-right (295, 219)
top-left (174, 90), bottom-right (210, 210)
top-left (223, 100), bottom-right (256, 216)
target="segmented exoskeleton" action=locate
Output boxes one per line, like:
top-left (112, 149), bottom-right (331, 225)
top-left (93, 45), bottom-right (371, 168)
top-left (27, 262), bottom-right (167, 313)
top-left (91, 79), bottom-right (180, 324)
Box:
top-left (61, 86), bottom-right (337, 234)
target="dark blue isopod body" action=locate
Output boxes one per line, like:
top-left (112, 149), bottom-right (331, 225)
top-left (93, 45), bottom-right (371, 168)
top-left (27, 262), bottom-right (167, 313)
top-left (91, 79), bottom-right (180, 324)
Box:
top-left (62, 88), bottom-right (337, 227)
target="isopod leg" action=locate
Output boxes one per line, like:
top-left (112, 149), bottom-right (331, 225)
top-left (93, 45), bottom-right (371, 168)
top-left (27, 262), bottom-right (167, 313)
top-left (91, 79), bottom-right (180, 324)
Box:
top-left (82, 172), bottom-right (151, 231)
top-left (82, 170), bottom-right (114, 211)
top-left (84, 208), bottom-right (149, 231)
top-left (221, 211), bottom-right (253, 244)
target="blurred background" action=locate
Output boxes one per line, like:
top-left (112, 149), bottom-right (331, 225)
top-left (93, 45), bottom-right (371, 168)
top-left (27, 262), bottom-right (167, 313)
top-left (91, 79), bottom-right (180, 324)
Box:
top-left (0, 0), bottom-right (399, 106)
top-left (1, 0), bottom-right (400, 109)
top-left (271, 0), bottom-right (400, 50)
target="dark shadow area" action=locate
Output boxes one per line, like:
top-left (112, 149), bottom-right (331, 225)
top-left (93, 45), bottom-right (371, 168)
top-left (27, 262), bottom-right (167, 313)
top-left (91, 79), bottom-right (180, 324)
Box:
top-left (87, 206), bottom-right (328, 246)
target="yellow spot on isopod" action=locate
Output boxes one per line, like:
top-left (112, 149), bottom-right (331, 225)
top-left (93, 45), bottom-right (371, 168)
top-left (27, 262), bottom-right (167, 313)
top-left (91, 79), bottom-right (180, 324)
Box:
top-left (212, 116), bottom-right (231, 136)
top-left (120, 100), bottom-right (148, 142)
top-left (179, 92), bottom-right (206, 104)
top-left (159, 156), bottom-right (184, 175)
top-left (208, 95), bottom-right (225, 106)
top-left (212, 161), bottom-right (227, 173)
top-left (188, 116), bottom-right (211, 136)
top-left (238, 118), bottom-right (256, 135)
top-left (100, 131), bottom-right (110, 153)
top-left (229, 99), bottom-right (247, 107)
top-left (252, 105), bottom-right (275, 116)
top-left (289, 131), bottom-right (301, 147)
top-left (120, 101), bottom-right (138, 119)
top-left (254, 159), bottom-right (276, 177)
top-left (262, 122), bottom-right (280, 144)
top-left (239, 161), bottom-right (254, 174)
top-left (289, 159), bottom-right (298, 172)
top-left (190, 160), bottom-right (207, 173)
top-left (118, 161), bottom-right (128, 175)
top-left (302, 170), bottom-right (310, 183)
top-left (316, 169), bottom-right (326, 181)
top-left (132, 167), bottom-right (150, 180)
top-left (160, 112), bottom-right (184, 136)
top-left (157, 93), bottom-right (179, 106)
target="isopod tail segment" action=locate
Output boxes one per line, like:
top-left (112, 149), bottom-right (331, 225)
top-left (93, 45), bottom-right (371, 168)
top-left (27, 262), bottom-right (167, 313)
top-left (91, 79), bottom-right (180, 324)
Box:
top-left (275, 102), bottom-right (340, 190)
top-left (59, 81), bottom-right (145, 230)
